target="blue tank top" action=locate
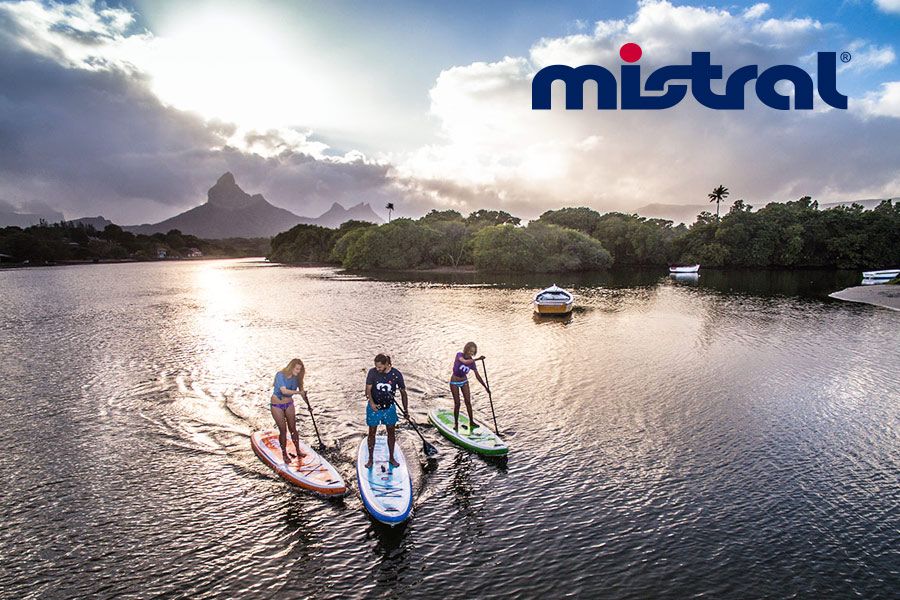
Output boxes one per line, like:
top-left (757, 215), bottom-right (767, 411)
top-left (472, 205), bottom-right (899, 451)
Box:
top-left (273, 371), bottom-right (298, 400)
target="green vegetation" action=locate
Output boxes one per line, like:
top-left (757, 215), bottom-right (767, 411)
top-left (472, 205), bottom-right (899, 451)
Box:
top-left (269, 210), bottom-right (608, 273)
top-left (0, 221), bottom-right (269, 264)
top-left (674, 197), bottom-right (900, 268)
top-left (269, 197), bottom-right (898, 273)
top-left (538, 208), bottom-right (685, 266)
top-left (8, 196), bottom-right (896, 274)
top-left (268, 220), bottom-right (374, 264)
top-left (472, 223), bottom-right (612, 272)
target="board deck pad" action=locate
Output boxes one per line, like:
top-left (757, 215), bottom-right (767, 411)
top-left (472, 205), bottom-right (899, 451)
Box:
top-left (428, 408), bottom-right (508, 456)
top-left (356, 435), bottom-right (413, 525)
top-left (251, 430), bottom-right (347, 496)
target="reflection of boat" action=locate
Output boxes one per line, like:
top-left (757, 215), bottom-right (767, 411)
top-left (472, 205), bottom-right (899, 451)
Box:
top-left (669, 264), bottom-right (700, 273)
top-left (861, 268), bottom-right (899, 284)
top-left (670, 272), bottom-right (700, 282)
top-left (533, 284), bottom-right (573, 315)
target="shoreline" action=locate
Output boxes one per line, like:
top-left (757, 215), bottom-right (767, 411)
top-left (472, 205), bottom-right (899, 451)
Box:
top-left (829, 285), bottom-right (900, 311)
top-left (0, 256), bottom-right (260, 269)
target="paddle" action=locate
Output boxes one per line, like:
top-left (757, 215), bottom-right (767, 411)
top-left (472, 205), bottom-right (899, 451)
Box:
top-left (394, 400), bottom-right (439, 456)
top-left (300, 391), bottom-right (325, 450)
top-left (479, 357), bottom-right (500, 435)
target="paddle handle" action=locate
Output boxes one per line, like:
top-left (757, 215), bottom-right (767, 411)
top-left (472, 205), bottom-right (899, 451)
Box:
top-left (394, 400), bottom-right (438, 455)
top-left (394, 400), bottom-right (423, 441)
top-left (479, 358), bottom-right (500, 435)
top-left (302, 392), bottom-right (324, 448)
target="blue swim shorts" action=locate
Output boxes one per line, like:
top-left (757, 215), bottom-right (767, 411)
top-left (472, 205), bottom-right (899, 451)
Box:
top-left (366, 403), bottom-right (398, 427)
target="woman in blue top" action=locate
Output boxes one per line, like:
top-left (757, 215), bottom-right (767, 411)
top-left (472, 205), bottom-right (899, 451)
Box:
top-left (271, 358), bottom-right (307, 464)
top-left (450, 342), bottom-right (489, 433)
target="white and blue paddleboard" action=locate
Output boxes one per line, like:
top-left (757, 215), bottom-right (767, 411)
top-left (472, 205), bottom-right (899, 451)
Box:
top-left (356, 435), bottom-right (413, 525)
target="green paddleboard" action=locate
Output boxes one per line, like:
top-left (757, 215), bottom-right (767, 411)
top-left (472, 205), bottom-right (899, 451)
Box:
top-left (427, 408), bottom-right (508, 456)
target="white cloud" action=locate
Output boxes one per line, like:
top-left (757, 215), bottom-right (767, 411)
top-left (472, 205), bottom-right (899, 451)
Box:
top-left (0, 0), bottom-right (409, 152)
top-left (855, 82), bottom-right (900, 117)
top-left (2, 0), bottom-right (899, 223)
top-left (395, 0), bottom-right (900, 217)
top-left (0, 0), bottom-right (146, 70)
top-left (838, 42), bottom-right (895, 73)
top-left (874, 0), bottom-right (900, 15)
top-left (0, 1), bottom-right (424, 223)
top-left (743, 4), bottom-right (770, 19)
top-left (753, 17), bottom-right (822, 43)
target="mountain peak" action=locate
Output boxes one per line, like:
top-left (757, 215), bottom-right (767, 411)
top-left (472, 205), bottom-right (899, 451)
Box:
top-left (208, 172), bottom-right (255, 210)
top-left (313, 201), bottom-right (384, 228)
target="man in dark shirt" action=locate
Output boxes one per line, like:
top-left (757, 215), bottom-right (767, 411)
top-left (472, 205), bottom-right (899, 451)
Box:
top-left (364, 353), bottom-right (409, 468)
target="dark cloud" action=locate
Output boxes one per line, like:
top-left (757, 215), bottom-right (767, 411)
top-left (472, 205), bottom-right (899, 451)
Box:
top-left (49, 23), bottom-right (109, 45)
top-left (0, 25), bottom-right (221, 221)
top-left (0, 11), bottom-right (418, 224)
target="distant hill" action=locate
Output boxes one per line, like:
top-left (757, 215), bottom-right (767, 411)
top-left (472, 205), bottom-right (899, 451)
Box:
top-left (315, 202), bottom-right (384, 228)
top-left (637, 203), bottom-right (711, 224)
top-left (68, 216), bottom-right (114, 230)
top-left (121, 173), bottom-right (383, 238)
top-left (125, 173), bottom-right (312, 238)
top-left (818, 198), bottom-right (896, 210)
top-left (0, 207), bottom-right (65, 227)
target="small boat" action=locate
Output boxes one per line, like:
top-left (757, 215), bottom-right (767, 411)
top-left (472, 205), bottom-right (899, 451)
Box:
top-left (533, 284), bottom-right (573, 315)
top-left (861, 268), bottom-right (899, 281)
top-left (669, 264), bottom-right (700, 273)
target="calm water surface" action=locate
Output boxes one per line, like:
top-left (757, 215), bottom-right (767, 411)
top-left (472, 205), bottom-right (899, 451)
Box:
top-left (0, 260), bottom-right (897, 599)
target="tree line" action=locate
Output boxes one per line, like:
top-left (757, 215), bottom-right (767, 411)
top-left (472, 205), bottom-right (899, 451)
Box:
top-left (269, 198), bottom-right (899, 272)
top-left (6, 197), bottom-right (895, 272)
top-left (0, 221), bottom-right (269, 264)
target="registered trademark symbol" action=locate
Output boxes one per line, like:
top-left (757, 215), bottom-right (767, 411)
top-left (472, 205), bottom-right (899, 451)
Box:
top-left (840, 52), bottom-right (851, 63)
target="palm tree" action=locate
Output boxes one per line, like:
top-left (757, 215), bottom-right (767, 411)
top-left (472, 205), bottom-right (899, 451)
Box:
top-left (708, 185), bottom-right (729, 220)
top-left (385, 202), bottom-right (394, 223)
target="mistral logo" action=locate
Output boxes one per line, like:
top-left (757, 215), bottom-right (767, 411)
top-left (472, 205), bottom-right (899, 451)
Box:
top-left (532, 43), bottom-right (848, 111)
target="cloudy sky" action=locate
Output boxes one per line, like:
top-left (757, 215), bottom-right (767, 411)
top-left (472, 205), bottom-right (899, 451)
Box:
top-left (0, 0), bottom-right (898, 224)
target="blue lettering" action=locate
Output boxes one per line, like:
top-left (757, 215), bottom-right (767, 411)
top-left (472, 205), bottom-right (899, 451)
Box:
top-left (531, 48), bottom-right (847, 111)
top-left (532, 65), bottom-right (617, 110)
top-left (622, 64), bottom-right (689, 109)
top-left (817, 52), bottom-right (848, 109)
top-left (690, 53), bottom-right (757, 110)
top-left (756, 65), bottom-right (814, 110)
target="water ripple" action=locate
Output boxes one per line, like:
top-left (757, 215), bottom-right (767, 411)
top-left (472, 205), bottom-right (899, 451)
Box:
top-left (0, 260), bottom-right (897, 599)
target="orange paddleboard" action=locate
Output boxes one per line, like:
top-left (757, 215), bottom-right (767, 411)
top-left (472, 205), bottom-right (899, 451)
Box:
top-left (251, 430), bottom-right (347, 496)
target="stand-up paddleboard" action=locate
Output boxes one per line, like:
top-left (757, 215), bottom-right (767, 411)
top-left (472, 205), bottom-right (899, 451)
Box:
top-left (428, 408), bottom-right (508, 456)
top-left (356, 436), bottom-right (413, 525)
top-left (251, 430), bottom-right (347, 496)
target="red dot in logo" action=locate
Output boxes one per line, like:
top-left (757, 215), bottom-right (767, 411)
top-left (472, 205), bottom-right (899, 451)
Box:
top-left (620, 43), bottom-right (642, 63)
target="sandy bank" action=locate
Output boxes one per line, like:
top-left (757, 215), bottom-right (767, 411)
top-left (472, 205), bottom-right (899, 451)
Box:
top-left (829, 285), bottom-right (900, 311)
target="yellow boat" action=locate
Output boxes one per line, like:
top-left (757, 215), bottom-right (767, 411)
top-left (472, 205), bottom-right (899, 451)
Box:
top-left (533, 284), bottom-right (574, 315)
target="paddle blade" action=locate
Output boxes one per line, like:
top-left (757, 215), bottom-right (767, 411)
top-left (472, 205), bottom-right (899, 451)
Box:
top-left (424, 441), bottom-right (439, 456)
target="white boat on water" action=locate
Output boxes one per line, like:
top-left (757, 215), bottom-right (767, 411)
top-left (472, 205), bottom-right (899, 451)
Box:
top-left (669, 264), bottom-right (700, 274)
top-left (533, 284), bottom-right (574, 315)
top-left (861, 268), bottom-right (899, 281)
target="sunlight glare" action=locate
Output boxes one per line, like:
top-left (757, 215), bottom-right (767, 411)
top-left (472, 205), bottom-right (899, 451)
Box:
top-left (145, 7), bottom-right (334, 136)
